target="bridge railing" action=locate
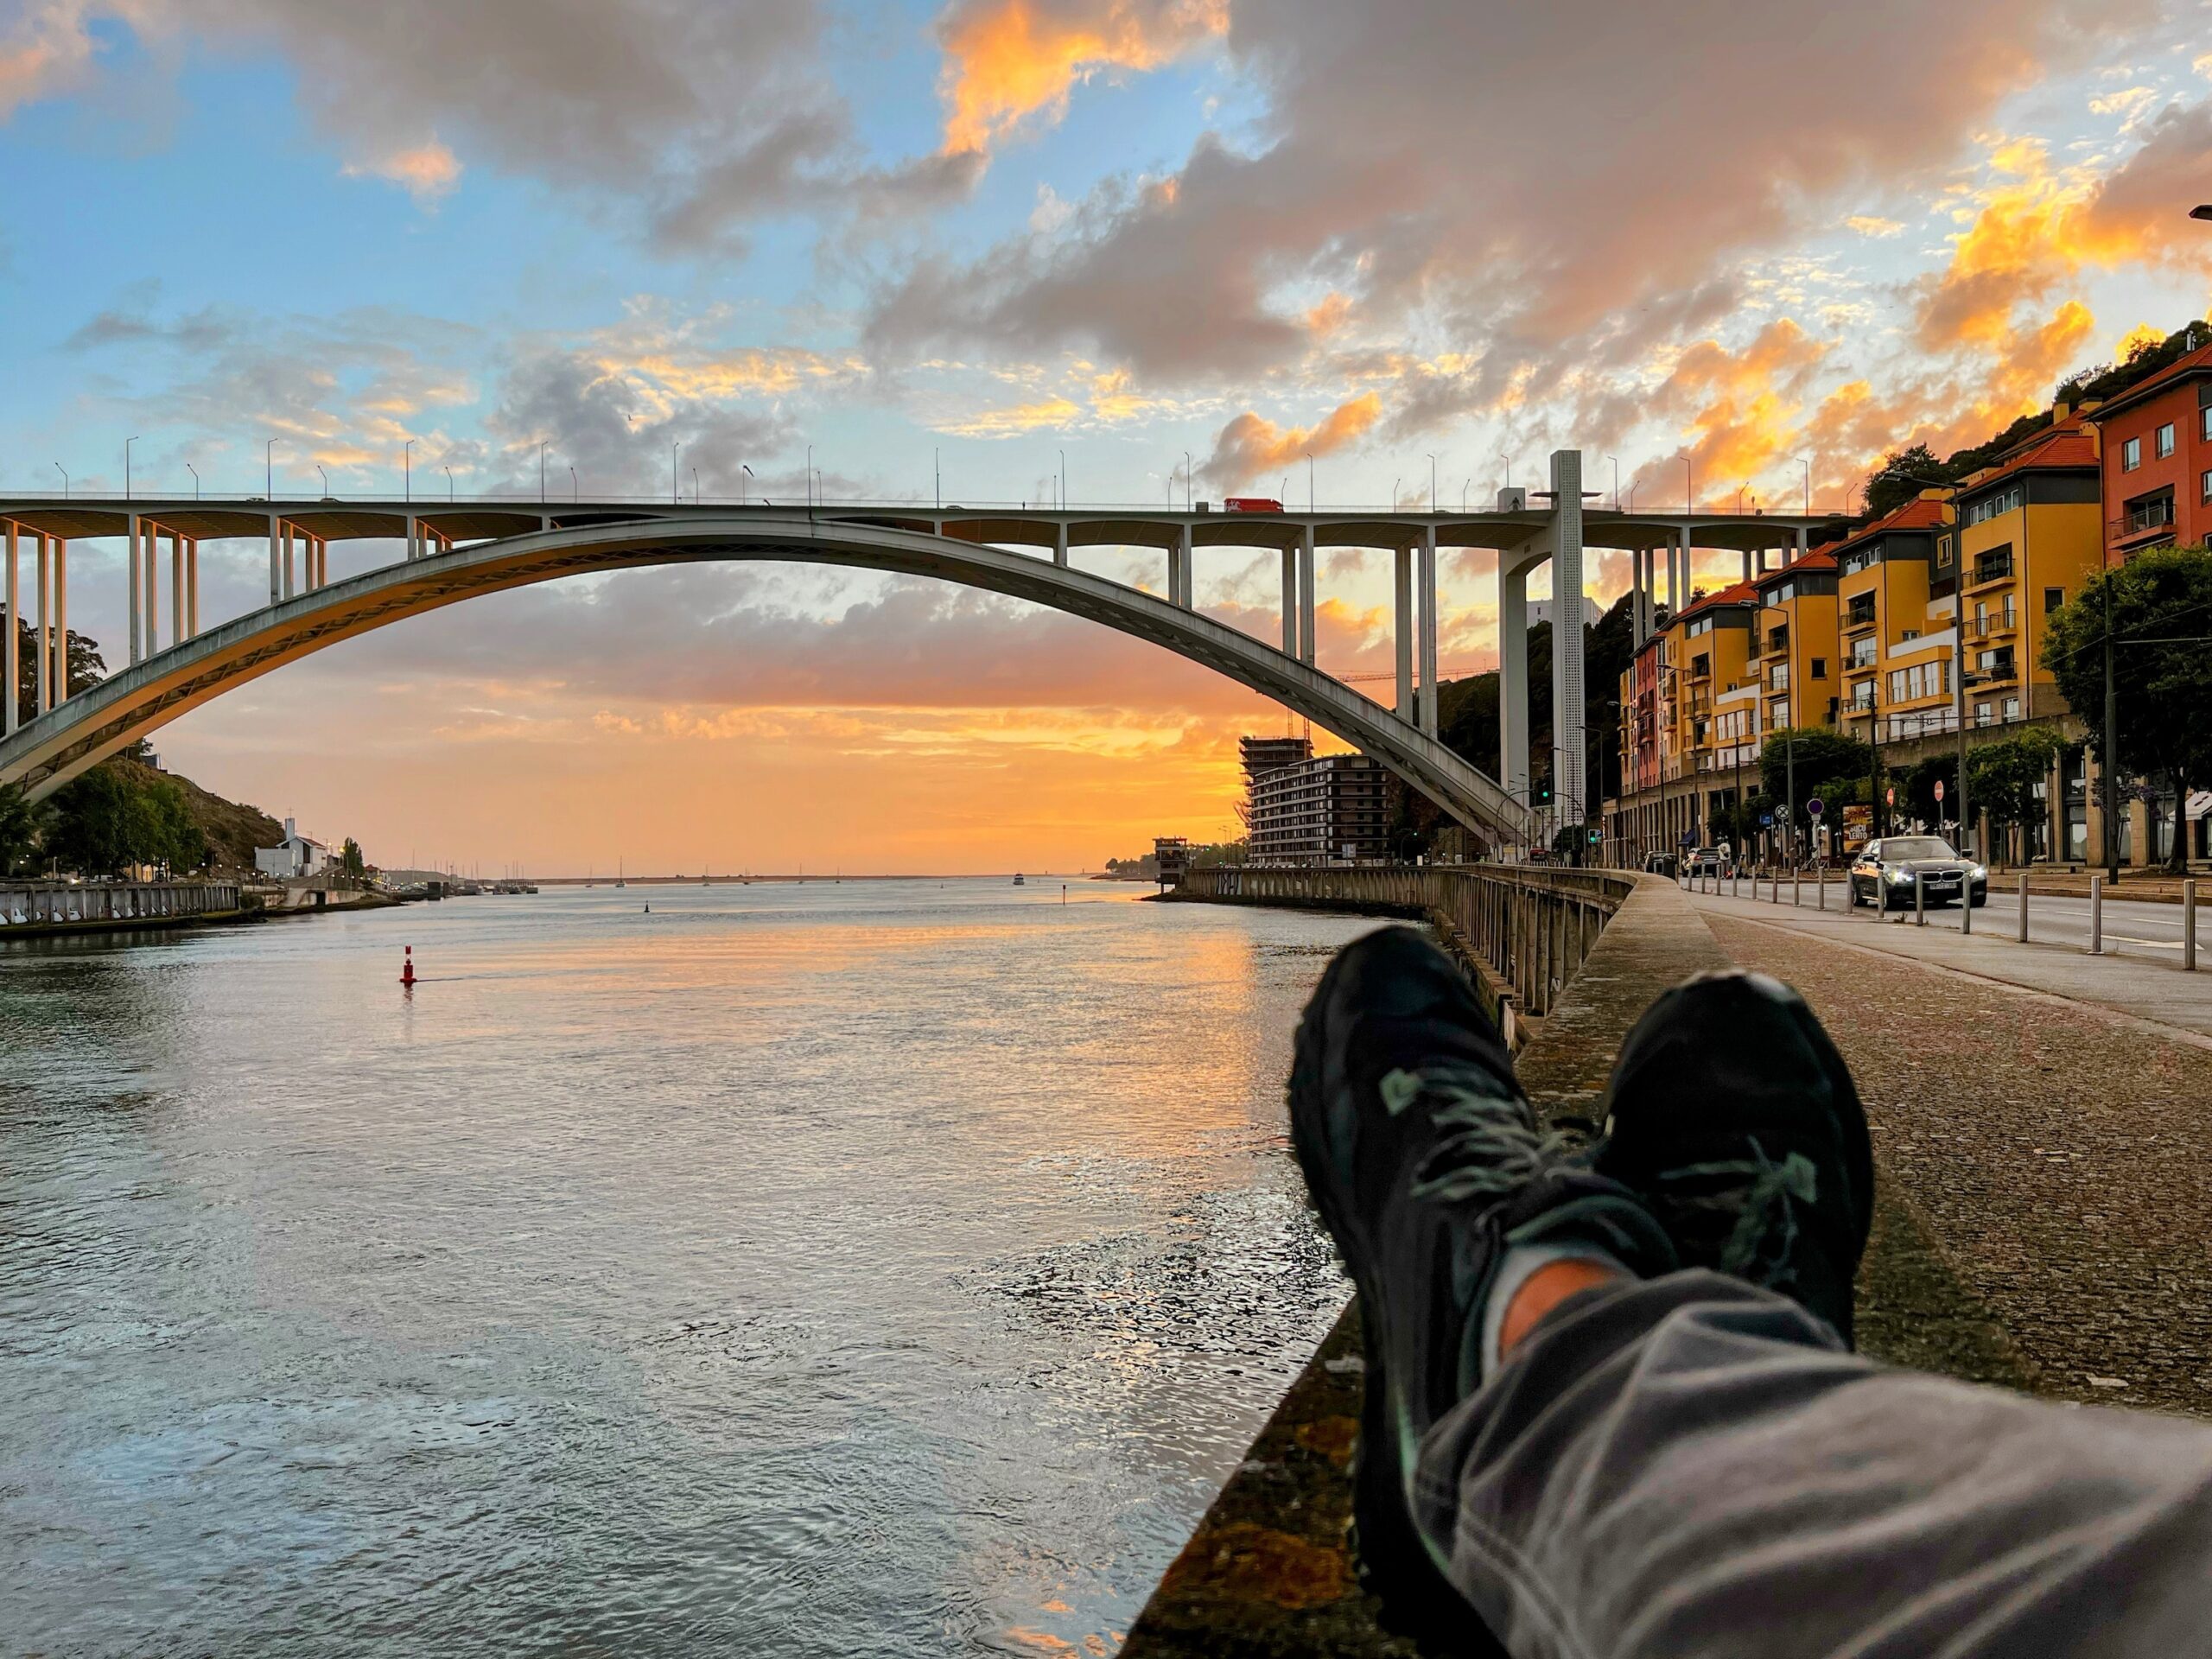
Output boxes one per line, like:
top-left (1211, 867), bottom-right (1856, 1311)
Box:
top-left (2, 880), bottom-right (243, 928)
top-left (1173, 862), bottom-right (1632, 1026)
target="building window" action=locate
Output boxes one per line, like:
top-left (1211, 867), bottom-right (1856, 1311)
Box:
top-left (2044, 586), bottom-right (2064, 613)
top-left (1975, 701), bottom-right (1993, 726)
top-left (1888, 670), bottom-right (1906, 703)
top-left (2202, 404), bottom-right (2212, 443)
top-left (2122, 435), bottom-right (2141, 471)
top-left (1809, 657), bottom-right (1827, 679)
top-left (2155, 423), bottom-right (2176, 460)
top-left (1966, 486), bottom-right (2024, 525)
top-left (2202, 468), bottom-right (2212, 505)
top-left (2004, 696), bottom-right (2021, 721)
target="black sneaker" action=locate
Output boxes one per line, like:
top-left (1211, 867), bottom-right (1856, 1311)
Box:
top-left (1592, 969), bottom-right (1872, 1344)
top-left (1287, 927), bottom-right (1675, 1642)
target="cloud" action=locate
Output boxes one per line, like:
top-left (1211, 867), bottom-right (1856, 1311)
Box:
top-left (1846, 215), bottom-right (1905, 238)
top-left (869, 0), bottom-right (2134, 387)
top-left (0, 0), bottom-right (107, 118)
top-left (1198, 391), bottom-right (1378, 488)
top-left (341, 137), bottom-right (462, 202)
top-left (935, 0), bottom-right (1226, 156)
top-left (1917, 110), bottom-right (2212, 350)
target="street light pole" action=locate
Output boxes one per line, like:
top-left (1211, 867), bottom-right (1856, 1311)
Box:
top-left (2102, 571), bottom-right (2120, 880)
top-left (1607, 454), bottom-right (1619, 510)
top-left (570, 465), bottom-right (579, 502)
top-left (266, 438), bottom-right (276, 497)
top-left (404, 438), bottom-right (416, 502)
top-left (1427, 453), bottom-right (1438, 510)
top-left (1306, 453), bottom-right (1314, 512)
top-left (1183, 450), bottom-right (1192, 511)
top-left (54, 461), bottom-right (67, 499)
top-left (125, 435), bottom-right (138, 501)
top-left (538, 442), bottom-right (549, 504)
top-left (186, 461), bottom-right (200, 500)
top-left (445, 465), bottom-right (454, 502)
top-left (672, 442), bottom-right (681, 506)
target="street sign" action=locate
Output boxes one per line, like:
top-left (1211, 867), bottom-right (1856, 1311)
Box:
top-left (1808, 798), bottom-right (1824, 817)
top-left (1760, 811), bottom-right (1773, 827)
top-left (1885, 787), bottom-right (1895, 806)
top-left (1935, 780), bottom-right (1946, 803)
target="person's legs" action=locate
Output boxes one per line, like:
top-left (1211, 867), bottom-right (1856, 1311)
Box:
top-left (1294, 939), bottom-right (2212, 1659)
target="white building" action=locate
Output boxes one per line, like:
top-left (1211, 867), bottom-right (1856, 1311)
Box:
top-left (1527, 595), bottom-right (1605, 632)
top-left (254, 817), bottom-right (333, 880)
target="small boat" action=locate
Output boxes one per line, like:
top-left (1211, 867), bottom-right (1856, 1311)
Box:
top-left (1012, 873), bottom-right (1026, 886)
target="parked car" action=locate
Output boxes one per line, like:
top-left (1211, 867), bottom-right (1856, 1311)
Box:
top-left (1687, 847), bottom-right (1724, 877)
top-left (1643, 851), bottom-right (1679, 878)
top-left (1847, 836), bottom-right (1988, 910)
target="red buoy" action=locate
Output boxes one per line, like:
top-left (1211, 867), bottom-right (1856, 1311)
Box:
top-left (401, 944), bottom-right (416, 986)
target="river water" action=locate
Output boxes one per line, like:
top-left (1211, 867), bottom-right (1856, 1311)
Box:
top-left (1, 880), bottom-right (1376, 1656)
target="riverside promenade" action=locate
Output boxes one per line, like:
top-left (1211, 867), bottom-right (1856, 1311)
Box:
top-left (1127, 863), bottom-right (2212, 1655)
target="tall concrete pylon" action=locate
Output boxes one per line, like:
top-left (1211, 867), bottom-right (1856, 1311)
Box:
top-left (1550, 449), bottom-right (1586, 834)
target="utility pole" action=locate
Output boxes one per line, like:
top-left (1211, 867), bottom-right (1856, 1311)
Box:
top-left (2102, 571), bottom-right (2121, 881)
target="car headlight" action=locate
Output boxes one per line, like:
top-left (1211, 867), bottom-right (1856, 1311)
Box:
top-left (1970, 865), bottom-right (1987, 881)
top-left (1886, 868), bottom-right (1912, 885)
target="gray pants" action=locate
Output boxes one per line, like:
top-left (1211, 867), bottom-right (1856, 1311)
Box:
top-left (1416, 1270), bottom-right (2212, 1658)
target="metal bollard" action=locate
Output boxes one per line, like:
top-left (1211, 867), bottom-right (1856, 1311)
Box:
top-left (1962, 869), bottom-right (1972, 936)
top-left (1915, 870), bottom-right (1925, 925)
top-left (2018, 873), bottom-right (2029, 943)
top-left (1732, 866), bottom-right (1739, 899)
top-left (2088, 874), bottom-right (2103, 955)
top-left (1818, 866), bottom-right (1826, 911)
top-left (2185, 879), bottom-right (2198, 972)
top-left (1793, 867), bottom-right (1801, 906)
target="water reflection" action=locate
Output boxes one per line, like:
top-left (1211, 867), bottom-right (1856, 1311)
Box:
top-left (0, 880), bottom-right (1380, 1656)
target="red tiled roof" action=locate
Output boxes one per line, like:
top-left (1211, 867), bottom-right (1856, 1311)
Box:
top-left (1966, 417), bottom-right (2099, 489)
top-left (2082, 338), bottom-right (2212, 422)
top-left (1822, 494), bottom-right (1948, 567)
top-left (1757, 549), bottom-right (1836, 591)
top-left (1673, 577), bottom-right (1761, 623)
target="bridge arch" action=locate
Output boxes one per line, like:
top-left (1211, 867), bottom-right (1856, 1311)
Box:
top-left (0, 515), bottom-right (1534, 842)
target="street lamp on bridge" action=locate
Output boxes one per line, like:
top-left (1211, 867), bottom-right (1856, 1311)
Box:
top-left (404, 438), bottom-right (416, 502)
top-left (124, 435), bottom-right (139, 502)
top-left (53, 461), bottom-right (67, 499)
top-left (186, 462), bottom-right (199, 500)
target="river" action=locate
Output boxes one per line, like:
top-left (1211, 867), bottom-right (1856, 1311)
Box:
top-left (0, 880), bottom-right (1376, 1656)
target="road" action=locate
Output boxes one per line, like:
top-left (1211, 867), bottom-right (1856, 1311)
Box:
top-left (1686, 874), bottom-right (2198, 960)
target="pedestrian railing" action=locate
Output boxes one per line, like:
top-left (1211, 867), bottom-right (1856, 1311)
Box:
top-left (1177, 863), bottom-right (1633, 1022)
top-left (1, 880), bottom-right (243, 927)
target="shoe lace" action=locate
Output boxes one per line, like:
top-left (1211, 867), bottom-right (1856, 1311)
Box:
top-left (1654, 1137), bottom-right (1819, 1281)
top-left (1380, 1066), bottom-right (1565, 1206)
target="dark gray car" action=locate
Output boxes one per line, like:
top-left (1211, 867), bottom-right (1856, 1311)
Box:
top-left (1847, 836), bottom-right (1988, 910)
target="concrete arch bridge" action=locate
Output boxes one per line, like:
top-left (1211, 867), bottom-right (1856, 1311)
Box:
top-left (0, 451), bottom-right (1841, 847)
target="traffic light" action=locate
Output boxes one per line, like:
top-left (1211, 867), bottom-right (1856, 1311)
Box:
top-left (1587, 829), bottom-right (1600, 845)
top-left (1535, 779), bottom-right (1552, 804)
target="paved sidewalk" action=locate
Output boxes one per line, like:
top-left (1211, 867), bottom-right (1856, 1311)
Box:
top-left (1684, 881), bottom-right (2212, 1042)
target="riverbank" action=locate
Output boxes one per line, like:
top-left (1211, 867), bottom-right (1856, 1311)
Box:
top-left (1, 882), bottom-right (404, 941)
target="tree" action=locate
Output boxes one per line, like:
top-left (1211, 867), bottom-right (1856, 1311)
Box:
top-left (341, 837), bottom-right (366, 877)
top-left (44, 763), bottom-right (205, 876)
top-left (3, 612), bottom-right (106, 728)
top-left (1758, 728), bottom-right (1872, 831)
top-left (2043, 545), bottom-right (2212, 874)
top-left (1864, 443), bottom-right (1945, 518)
top-left (1967, 728), bottom-right (2067, 861)
top-left (0, 781), bottom-right (47, 876)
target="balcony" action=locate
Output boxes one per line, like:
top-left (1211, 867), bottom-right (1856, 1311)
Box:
top-left (1970, 607), bottom-right (2018, 639)
top-left (1847, 641), bottom-right (1879, 671)
top-left (1843, 605), bottom-right (1878, 632)
top-left (1967, 550), bottom-right (2014, 588)
top-left (2110, 494), bottom-right (2177, 548)
top-left (1974, 655), bottom-right (2018, 684)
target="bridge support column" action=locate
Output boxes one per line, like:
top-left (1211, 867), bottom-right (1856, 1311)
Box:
top-left (52, 540), bottom-right (67, 696)
top-left (1054, 523), bottom-right (1068, 569)
top-left (186, 539), bottom-right (198, 639)
top-left (170, 531), bottom-right (184, 647)
top-left (2, 521), bottom-right (16, 736)
top-left (35, 531), bottom-right (51, 715)
top-left (268, 520), bottom-right (281, 605)
top-left (1499, 557), bottom-right (1529, 817)
top-left (1280, 544), bottom-right (1298, 656)
top-left (1299, 527), bottom-right (1316, 665)
top-left (405, 513), bottom-right (420, 562)
top-left (127, 515), bottom-right (142, 665)
top-left (283, 525), bottom-right (296, 601)
top-left (1795, 526), bottom-right (1807, 567)
top-left (1175, 524), bottom-right (1193, 608)
top-left (1420, 528), bottom-right (1439, 736)
top-left (1395, 545), bottom-right (1414, 720)
top-left (143, 524), bottom-right (159, 657)
top-left (1552, 450), bottom-right (1586, 834)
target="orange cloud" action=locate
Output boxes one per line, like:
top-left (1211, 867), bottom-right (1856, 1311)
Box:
top-left (343, 137), bottom-right (463, 202)
top-left (1200, 392), bottom-right (1380, 490)
top-left (937, 0), bottom-right (1226, 156)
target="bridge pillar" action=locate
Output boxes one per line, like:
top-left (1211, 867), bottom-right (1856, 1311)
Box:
top-left (1552, 449), bottom-right (1587, 833)
top-left (1054, 522), bottom-right (1068, 569)
top-left (127, 514), bottom-right (142, 665)
top-left (185, 538), bottom-right (198, 639)
top-left (143, 524), bottom-right (159, 657)
top-left (405, 513), bottom-right (419, 562)
top-left (1395, 545), bottom-right (1414, 720)
top-left (1280, 544), bottom-right (1298, 656)
top-left (1420, 527), bottom-right (1439, 735)
top-left (35, 531), bottom-right (51, 714)
top-left (170, 531), bottom-right (184, 646)
top-left (283, 524), bottom-right (296, 601)
top-left (2, 521), bottom-right (15, 736)
top-left (1175, 524), bottom-right (1193, 608)
top-left (267, 519), bottom-right (281, 605)
top-left (1299, 526), bottom-right (1316, 665)
top-left (52, 540), bottom-right (67, 696)
top-left (1499, 557), bottom-right (1529, 814)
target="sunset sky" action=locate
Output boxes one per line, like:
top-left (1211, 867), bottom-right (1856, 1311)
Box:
top-left (5, 0), bottom-right (2211, 871)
